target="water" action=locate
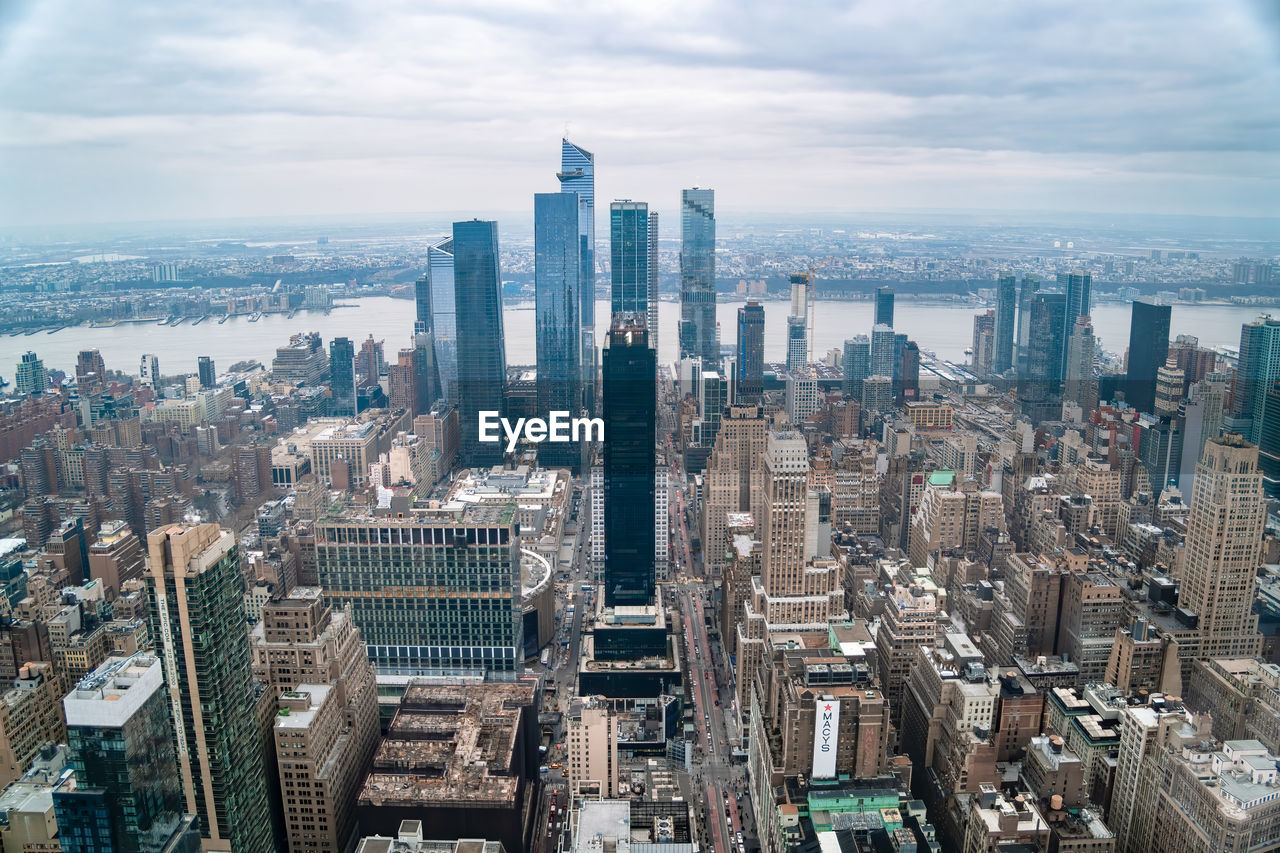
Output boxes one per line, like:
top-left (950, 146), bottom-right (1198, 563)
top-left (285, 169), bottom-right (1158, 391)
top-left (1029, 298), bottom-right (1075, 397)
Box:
top-left (2, 297), bottom-right (1265, 379)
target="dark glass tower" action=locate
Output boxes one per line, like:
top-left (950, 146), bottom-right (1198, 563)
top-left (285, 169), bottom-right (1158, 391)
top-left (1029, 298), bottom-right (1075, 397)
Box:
top-left (1020, 293), bottom-right (1068, 422)
top-left (453, 220), bottom-right (507, 467)
top-left (535, 192), bottom-right (582, 470)
top-left (610, 201), bottom-right (650, 316)
top-left (329, 336), bottom-right (357, 417)
top-left (414, 272), bottom-right (433, 334)
top-left (559, 139), bottom-right (596, 416)
top-left (1124, 299), bottom-right (1172, 414)
top-left (994, 272), bottom-right (1017, 373)
top-left (197, 356), bottom-right (216, 389)
top-left (875, 286), bottom-right (895, 328)
top-left (426, 240), bottom-right (458, 403)
top-left (736, 301), bottom-right (765, 401)
top-left (843, 336), bottom-right (870, 400)
top-left (602, 317), bottom-right (656, 607)
top-left (1015, 274), bottom-right (1040, 376)
top-left (1063, 270), bottom-right (1092, 372)
top-left (679, 188), bottom-right (717, 367)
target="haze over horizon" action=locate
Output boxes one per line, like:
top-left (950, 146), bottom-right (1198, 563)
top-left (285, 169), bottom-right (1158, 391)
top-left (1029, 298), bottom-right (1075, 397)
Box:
top-left (2, 0), bottom-right (1278, 229)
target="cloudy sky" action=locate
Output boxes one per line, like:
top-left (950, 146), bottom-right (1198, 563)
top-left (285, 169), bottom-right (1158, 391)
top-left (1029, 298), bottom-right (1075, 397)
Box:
top-left (1, 0), bottom-right (1277, 227)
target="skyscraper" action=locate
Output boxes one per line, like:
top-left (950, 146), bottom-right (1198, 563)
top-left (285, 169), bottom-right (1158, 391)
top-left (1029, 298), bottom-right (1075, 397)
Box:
top-left (536, 192), bottom-right (582, 470)
top-left (1020, 293), bottom-right (1067, 422)
top-left (1015, 274), bottom-right (1040, 376)
top-left (426, 239), bottom-right (458, 403)
top-left (736, 301), bottom-right (765, 401)
top-left (870, 324), bottom-right (896, 378)
top-left (1124, 299), bottom-right (1172, 414)
top-left (1181, 434), bottom-right (1264, 659)
top-left (843, 336), bottom-right (870, 401)
top-left (609, 201), bottom-right (649, 316)
top-left (14, 351), bottom-right (44, 396)
top-left (329, 337), bottom-right (356, 417)
top-left (994, 272), bottom-right (1017, 373)
top-left (145, 524), bottom-right (278, 852)
top-left (453, 219), bottom-right (507, 467)
top-left (139, 354), bottom-right (159, 391)
top-left (602, 317), bottom-right (656, 607)
top-left (786, 273), bottom-right (810, 370)
top-left (679, 188), bottom-right (717, 367)
top-left (971, 310), bottom-right (995, 376)
top-left (55, 654), bottom-right (199, 853)
top-left (1228, 317), bottom-right (1280, 443)
top-left (197, 356), bottom-right (215, 389)
top-left (558, 139), bottom-right (596, 415)
top-left (1064, 315), bottom-right (1098, 413)
top-left (1063, 270), bottom-right (1092, 372)
top-left (647, 212), bottom-right (660, 351)
top-left (874, 286), bottom-right (895, 328)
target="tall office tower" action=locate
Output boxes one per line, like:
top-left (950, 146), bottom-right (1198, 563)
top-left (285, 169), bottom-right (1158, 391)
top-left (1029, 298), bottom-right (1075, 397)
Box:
top-left (1064, 316), bottom-right (1098, 413)
top-left (1015, 273), bottom-right (1040, 376)
top-left (874, 286), bottom-right (895, 328)
top-left (736, 301), bottom-right (765, 402)
top-left (14, 351), bottom-right (44, 396)
top-left (453, 220), bottom-right (507, 467)
top-left (1178, 372), bottom-right (1228, 493)
top-left (702, 403), bottom-right (767, 578)
top-left (785, 316), bottom-right (807, 371)
top-left (994, 272), bottom-right (1017, 373)
top-left (536, 192), bottom-right (583, 471)
top-left (328, 337), bottom-right (357, 418)
top-left (971, 310), bottom-right (995, 375)
top-left (425, 239), bottom-right (458, 403)
top-left (896, 339), bottom-right (920, 403)
top-left (253, 589), bottom-right (379, 853)
top-left (1228, 317), bottom-right (1280, 443)
top-left (414, 271), bottom-right (433, 333)
top-left (559, 139), bottom-right (597, 415)
top-left (1136, 414), bottom-right (1182, 498)
top-left (413, 329), bottom-right (440, 415)
top-left (55, 654), bottom-right (199, 853)
top-left (387, 348), bottom-right (418, 414)
top-left (1063, 270), bottom-right (1092, 371)
top-left (842, 336), bottom-right (870, 400)
top-left (1124, 299), bottom-right (1172, 414)
top-left (1181, 434), bottom-right (1264, 659)
top-left (196, 356), bottom-right (216, 389)
top-left (610, 201), bottom-right (649, 316)
top-left (139, 354), bottom-right (159, 390)
top-left (76, 349), bottom-right (106, 386)
top-left (870, 324), bottom-right (896, 378)
top-left (602, 318), bottom-right (656, 607)
top-left (316, 503), bottom-right (521, 675)
top-left (1019, 293), bottom-right (1067, 421)
top-left (647, 213), bottom-right (660, 350)
top-left (679, 188), bottom-right (717, 367)
top-left (356, 336), bottom-right (384, 384)
top-left (145, 524), bottom-right (278, 852)
top-left (1154, 359), bottom-right (1186, 418)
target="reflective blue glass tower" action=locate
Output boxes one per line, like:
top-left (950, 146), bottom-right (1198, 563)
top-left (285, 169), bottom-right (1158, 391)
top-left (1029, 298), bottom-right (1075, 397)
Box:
top-left (737, 301), bottom-right (765, 401)
top-left (453, 220), bottom-right (506, 467)
top-left (427, 239), bottom-right (458, 403)
top-left (559, 139), bottom-right (596, 415)
top-left (535, 192), bottom-right (582, 470)
top-left (994, 272), bottom-right (1017, 373)
top-left (680, 188), bottom-right (717, 367)
top-left (610, 201), bottom-right (649, 316)
top-left (329, 336), bottom-right (357, 417)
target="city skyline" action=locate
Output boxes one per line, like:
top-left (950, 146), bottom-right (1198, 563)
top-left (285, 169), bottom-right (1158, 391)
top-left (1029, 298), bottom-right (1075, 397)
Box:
top-left (3, 2), bottom-right (1279, 227)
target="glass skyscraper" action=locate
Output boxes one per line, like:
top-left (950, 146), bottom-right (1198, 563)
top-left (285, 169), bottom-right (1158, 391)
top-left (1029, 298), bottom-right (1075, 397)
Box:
top-left (1020, 293), bottom-right (1068, 422)
top-left (329, 336), bottom-right (357, 417)
top-left (679, 188), bottom-right (717, 367)
top-left (737, 301), bottom-right (765, 401)
top-left (647, 212), bottom-right (660, 351)
top-left (610, 201), bottom-right (650, 316)
top-left (427, 239), bottom-right (458, 403)
top-left (602, 318), bottom-right (657, 607)
top-left (1015, 274), bottom-right (1040, 376)
top-left (453, 220), bottom-right (507, 467)
top-left (1124, 299), bottom-right (1172, 415)
top-left (870, 324), bottom-right (896, 378)
top-left (535, 192), bottom-right (582, 470)
top-left (1063, 270), bottom-right (1092, 373)
top-left (875, 286), bottom-right (895, 328)
top-left (558, 139), bottom-right (596, 414)
top-left (994, 272), bottom-right (1017, 373)
top-left (843, 335), bottom-right (870, 400)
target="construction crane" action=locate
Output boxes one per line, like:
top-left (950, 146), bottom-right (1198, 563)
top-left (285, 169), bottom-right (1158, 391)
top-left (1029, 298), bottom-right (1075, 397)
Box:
top-left (806, 256), bottom-right (834, 359)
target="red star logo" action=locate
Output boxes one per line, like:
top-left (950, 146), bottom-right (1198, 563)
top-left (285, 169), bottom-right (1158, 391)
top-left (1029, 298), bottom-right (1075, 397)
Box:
top-left (823, 704), bottom-right (832, 711)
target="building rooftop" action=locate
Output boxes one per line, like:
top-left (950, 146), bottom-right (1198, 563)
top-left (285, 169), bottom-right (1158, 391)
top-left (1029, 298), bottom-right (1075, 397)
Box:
top-left (65, 653), bottom-right (163, 728)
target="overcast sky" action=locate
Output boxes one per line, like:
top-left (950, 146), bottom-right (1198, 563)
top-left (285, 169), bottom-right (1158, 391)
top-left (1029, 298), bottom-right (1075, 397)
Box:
top-left (1, 0), bottom-right (1277, 228)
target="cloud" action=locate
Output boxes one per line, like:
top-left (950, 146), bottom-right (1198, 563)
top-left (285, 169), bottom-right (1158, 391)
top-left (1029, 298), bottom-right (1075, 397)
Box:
top-left (0, 0), bottom-right (1276, 226)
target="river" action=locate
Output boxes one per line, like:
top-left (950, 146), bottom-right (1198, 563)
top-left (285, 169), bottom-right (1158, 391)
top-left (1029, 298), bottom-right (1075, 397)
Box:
top-left (2, 297), bottom-right (1266, 379)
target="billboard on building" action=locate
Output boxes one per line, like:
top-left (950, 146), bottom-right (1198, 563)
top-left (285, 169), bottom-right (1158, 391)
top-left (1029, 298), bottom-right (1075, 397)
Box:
top-left (811, 696), bottom-right (840, 779)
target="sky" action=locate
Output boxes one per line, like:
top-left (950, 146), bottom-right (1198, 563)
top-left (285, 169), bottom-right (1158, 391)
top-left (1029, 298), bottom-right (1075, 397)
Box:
top-left (1, 0), bottom-right (1278, 228)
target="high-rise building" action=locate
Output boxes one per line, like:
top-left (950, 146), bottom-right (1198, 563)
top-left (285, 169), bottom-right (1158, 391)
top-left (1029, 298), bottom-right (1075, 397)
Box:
top-left (1179, 372), bottom-right (1228, 494)
top-left (559, 139), bottom-right (596, 416)
top-left (197, 356), bottom-right (215, 389)
top-left (679, 188), bottom-right (717, 367)
top-left (874, 286), bottom-right (894, 328)
top-left (971, 310), bottom-right (995, 376)
top-left (785, 315), bottom-right (807, 371)
top-left (535, 192), bottom-right (583, 470)
top-left (736, 301), bottom-right (765, 402)
top-left (1063, 270), bottom-right (1092, 372)
top-left (1124, 299), bottom-right (1172, 414)
top-left (329, 337), bottom-right (357, 417)
top-left (1020, 293), bottom-right (1067, 422)
top-left (842, 336), bottom-right (870, 401)
top-left (1154, 358), bottom-right (1186, 418)
top-left (316, 503), bottom-right (522, 675)
top-left (566, 696), bottom-right (619, 798)
top-left (1181, 434), bottom-right (1264, 659)
top-left (1064, 315), bottom-right (1098, 413)
top-left (701, 403), bottom-right (767, 578)
top-left (414, 271), bottom-right (433, 334)
top-left (609, 201), bottom-right (649, 316)
top-left (426, 240), bottom-right (458, 403)
top-left (1228, 317), bottom-right (1280, 443)
top-left (602, 318), bottom-right (656, 607)
top-left (994, 272), bottom-right (1017, 373)
top-left (139, 354), bottom-right (159, 391)
top-left (75, 349), bottom-right (106, 388)
top-left (1015, 273), bottom-right (1040, 376)
top-left (145, 523), bottom-right (278, 852)
top-left (870, 324), bottom-right (896, 378)
top-left (647, 212), bottom-right (660, 351)
top-left (453, 220), bottom-right (507, 467)
top-left (55, 654), bottom-right (199, 853)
